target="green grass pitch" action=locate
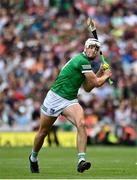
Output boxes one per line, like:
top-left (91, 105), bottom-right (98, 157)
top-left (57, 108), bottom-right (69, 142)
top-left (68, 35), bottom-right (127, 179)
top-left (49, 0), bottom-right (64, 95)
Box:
top-left (0, 146), bottom-right (137, 179)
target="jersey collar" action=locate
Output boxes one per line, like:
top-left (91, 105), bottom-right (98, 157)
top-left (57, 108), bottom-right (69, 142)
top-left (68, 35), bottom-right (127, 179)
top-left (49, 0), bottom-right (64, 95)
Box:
top-left (82, 51), bottom-right (87, 57)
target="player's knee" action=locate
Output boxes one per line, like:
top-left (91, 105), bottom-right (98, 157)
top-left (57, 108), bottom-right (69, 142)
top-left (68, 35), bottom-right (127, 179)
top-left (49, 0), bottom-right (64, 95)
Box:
top-left (76, 119), bottom-right (86, 130)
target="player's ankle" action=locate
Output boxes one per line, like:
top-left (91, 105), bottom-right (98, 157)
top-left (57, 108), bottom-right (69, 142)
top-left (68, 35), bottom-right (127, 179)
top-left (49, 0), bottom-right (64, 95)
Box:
top-left (30, 150), bottom-right (38, 162)
top-left (78, 152), bottom-right (86, 164)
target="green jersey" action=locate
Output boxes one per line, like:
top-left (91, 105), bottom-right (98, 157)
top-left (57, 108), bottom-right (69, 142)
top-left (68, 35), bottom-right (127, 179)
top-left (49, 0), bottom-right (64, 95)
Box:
top-left (51, 52), bottom-right (94, 100)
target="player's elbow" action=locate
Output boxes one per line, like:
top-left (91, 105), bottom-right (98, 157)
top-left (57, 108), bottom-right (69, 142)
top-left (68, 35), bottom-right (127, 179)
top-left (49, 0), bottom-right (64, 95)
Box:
top-left (84, 87), bottom-right (93, 92)
top-left (83, 85), bottom-right (93, 92)
top-left (83, 81), bottom-right (94, 92)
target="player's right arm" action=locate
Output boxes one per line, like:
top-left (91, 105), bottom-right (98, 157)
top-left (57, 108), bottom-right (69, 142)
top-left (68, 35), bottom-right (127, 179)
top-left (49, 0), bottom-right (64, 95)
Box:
top-left (83, 69), bottom-right (111, 92)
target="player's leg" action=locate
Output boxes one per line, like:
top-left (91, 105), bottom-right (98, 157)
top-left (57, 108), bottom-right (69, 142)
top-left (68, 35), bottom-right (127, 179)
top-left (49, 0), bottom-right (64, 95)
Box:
top-left (29, 112), bottom-right (56, 173)
top-left (53, 126), bottom-right (60, 146)
top-left (47, 131), bottom-right (52, 146)
top-left (62, 103), bottom-right (91, 173)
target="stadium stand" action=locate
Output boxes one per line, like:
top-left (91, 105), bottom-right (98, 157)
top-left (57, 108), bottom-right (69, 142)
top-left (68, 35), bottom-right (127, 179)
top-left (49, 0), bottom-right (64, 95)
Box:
top-left (0, 0), bottom-right (136, 145)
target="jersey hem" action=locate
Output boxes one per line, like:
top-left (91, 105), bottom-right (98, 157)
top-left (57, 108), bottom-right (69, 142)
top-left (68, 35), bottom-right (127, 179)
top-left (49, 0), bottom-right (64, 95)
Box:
top-left (50, 89), bottom-right (77, 101)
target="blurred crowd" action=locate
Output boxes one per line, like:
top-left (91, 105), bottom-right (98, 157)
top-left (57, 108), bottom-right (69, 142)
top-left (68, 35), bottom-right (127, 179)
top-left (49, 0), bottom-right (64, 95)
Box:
top-left (0, 0), bottom-right (137, 144)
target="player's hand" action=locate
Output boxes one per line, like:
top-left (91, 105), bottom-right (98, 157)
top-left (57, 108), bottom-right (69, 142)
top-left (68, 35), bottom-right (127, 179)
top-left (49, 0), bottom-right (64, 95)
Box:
top-left (102, 63), bottom-right (110, 70)
top-left (104, 68), bottom-right (112, 78)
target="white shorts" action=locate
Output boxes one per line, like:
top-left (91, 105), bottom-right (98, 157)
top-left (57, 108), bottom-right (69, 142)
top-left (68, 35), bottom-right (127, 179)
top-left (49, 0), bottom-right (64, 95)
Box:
top-left (41, 90), bottom-right (79, 117)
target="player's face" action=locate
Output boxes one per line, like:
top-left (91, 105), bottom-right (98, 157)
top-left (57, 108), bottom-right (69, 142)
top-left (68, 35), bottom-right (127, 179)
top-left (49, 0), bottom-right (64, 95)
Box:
top-left (85, 45), bottom-right (99, 59)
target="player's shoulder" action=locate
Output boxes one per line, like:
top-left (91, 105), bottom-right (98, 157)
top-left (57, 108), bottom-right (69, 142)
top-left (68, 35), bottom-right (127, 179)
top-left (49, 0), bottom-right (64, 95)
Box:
top-left (72, 52), bottom-right (88, 62)
top-left (78, 52), bottom-right (90, 64)
top-left (75, 52), bottom-right (86, 58)
top-left (72, 52), bottom-right (83, 59)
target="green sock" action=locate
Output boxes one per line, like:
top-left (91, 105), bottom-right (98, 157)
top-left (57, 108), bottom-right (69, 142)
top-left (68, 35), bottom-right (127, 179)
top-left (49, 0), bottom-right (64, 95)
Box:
top-left (78, 152), bottom-right (86, 164)
top-left (30, 150), bottom-right (38, 162)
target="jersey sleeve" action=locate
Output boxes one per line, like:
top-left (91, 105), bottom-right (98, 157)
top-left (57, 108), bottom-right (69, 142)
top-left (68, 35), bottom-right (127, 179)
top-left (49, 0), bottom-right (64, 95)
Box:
top-left (78, 55), bottom-right (93, 74)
